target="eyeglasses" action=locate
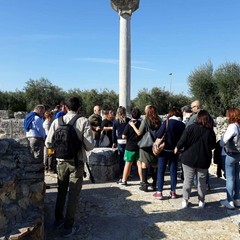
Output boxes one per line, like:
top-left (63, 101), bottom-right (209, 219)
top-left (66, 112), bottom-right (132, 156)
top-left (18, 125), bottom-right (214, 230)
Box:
top-left (191, 106), bottom-right (197, 109)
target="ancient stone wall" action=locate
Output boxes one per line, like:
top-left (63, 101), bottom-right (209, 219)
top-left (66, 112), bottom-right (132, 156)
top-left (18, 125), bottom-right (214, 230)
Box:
top-left (0, 138), bottom-right (45, 240)
top-left (0, 108), bottom-right (44, 239)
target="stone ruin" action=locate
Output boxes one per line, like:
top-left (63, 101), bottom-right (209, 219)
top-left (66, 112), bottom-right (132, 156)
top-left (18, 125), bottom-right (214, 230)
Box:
top-left (0, 110), bottom-right (44, 239)
top-left (0, 138), bottom-right (45, 240)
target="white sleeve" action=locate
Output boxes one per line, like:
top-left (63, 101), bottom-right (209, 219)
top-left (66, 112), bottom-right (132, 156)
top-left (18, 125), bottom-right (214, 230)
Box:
top-left (219, 123), bottom-right (238, 147)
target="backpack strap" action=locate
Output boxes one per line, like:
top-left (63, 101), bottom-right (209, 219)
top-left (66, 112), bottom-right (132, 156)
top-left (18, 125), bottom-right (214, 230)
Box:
top-left (57, 114), bottom-right (81, 126)
top-left (68, 114), bottom-right (81, 126)
top-left (58, 115), bottom-right (65, 126)
top-left (235, 123), bottom-right (240, 135)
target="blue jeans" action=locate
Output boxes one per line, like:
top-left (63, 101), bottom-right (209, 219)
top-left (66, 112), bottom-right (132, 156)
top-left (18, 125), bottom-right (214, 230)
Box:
top-left (157, 151), bottom-right (178, 192)
top-left (222, 154), bottom-right (240, 202)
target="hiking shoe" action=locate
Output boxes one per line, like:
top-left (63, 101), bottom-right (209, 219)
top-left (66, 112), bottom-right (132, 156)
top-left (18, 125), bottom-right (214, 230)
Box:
top-left (54, 219), bottom-right (64, 229)
top-left (198, 201), bottom-right (205, 208)
top-left (169, 191), bottom-right (177, 199)
top-left (234, 199), bottom-right (240, 207)
top-left (220, 200), bottom-right (235, 210)
top-left (62, 226), bottom-right (80, 238)
top-left (182, 199), bottom-right (189, 209)
top-left (117, 179), bottom-right (127, 186)
top-left (153, 192), bottom-right (163, 200)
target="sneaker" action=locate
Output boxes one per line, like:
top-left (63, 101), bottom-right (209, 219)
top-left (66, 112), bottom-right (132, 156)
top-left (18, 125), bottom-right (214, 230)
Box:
top-left (153, 192), bottom-right (163, 200)
top-left (182, 199), bottom-right (189, 209)
top-left (198, 201), bottom-right (205, 208)
top-left (117, 179), bottom-right (127, 186)
top-left (234, 199), bottom-right (240, 207)
top-left (220, 199), bottom-right (235, 210)
top-left (62, 226), bottom-right (80, 238)
top-left (169, 191), bottom-right (177, 199)
top-left (54, 219), bottom-right (64, 229)
top-left (116, 178), bottom-right (122, 183)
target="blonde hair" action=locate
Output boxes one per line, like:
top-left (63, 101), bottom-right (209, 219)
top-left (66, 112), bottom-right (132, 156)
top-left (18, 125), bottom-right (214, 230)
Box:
top-left (115, 106), bottom-right (126, 124)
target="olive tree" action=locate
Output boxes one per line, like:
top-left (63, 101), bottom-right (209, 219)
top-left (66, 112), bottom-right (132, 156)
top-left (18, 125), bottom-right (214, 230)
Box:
top-left (24, 78), bottom-right (64, 111)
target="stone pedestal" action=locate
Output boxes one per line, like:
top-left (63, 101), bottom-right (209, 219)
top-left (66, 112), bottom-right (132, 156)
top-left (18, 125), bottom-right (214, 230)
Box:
top-left (87, 148), bottom-right (119, 182)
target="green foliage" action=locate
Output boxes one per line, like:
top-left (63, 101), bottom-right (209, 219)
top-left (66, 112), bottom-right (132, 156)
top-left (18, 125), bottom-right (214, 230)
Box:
top-left (64, 88), bottom-right (83, 113)
top-left (133, 87), bottom-right (190, 115)
top-left (0, 91), bottom-right (9, 110)
top-left (188, 61), bottom-right (240, 115)
top-left (4, 62), bottom-right (239, 117)
top-left (100, 89), bottom-right (119, 113)
top-left (214, 62), bottom-right (240, 111)
top-left (169, 94), bottom-right (192, 110)
top-left (81, 89), bottom-right (102, 117)
top-left (0, 91), bottom-right (26, 111)
top-left (24, 78), bottom-right (64, 111)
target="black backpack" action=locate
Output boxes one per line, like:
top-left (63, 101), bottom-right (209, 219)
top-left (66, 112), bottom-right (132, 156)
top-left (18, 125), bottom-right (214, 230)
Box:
top-left (53, 115), bottom-right (81, 161)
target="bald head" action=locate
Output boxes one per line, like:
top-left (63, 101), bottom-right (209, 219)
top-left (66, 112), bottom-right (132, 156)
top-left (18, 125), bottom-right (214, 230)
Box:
top-left (94, 105), bottom-right (101, 115)
top-left (191, 100), bottom-right (201, 113)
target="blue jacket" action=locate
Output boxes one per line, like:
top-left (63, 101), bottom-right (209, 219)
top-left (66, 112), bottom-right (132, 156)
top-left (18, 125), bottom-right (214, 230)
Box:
top-left (156, 118), bottom-right (185, 151)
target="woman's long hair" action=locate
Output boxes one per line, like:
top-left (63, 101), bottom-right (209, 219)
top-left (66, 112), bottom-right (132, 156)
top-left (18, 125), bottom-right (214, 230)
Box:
top-left (145, 105), bottom-right (161, 127)
top-left (196, 110), bottom-right (213, 129)
top-left (115, 106), bottom-right (127, 124)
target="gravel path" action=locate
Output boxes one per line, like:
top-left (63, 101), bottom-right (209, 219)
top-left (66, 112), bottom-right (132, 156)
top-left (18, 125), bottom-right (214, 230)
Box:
top-left (44, 164), bottom-right (240, 240)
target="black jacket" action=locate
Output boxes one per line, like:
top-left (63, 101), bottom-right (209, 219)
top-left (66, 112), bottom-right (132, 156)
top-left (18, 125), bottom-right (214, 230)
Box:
top-left (177, 123), bottom-right (216, 169)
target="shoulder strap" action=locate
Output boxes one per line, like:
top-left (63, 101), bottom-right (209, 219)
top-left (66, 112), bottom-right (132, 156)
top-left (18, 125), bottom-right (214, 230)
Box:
top-left (58, 116), bottom-right (64, 126)
top-left (165, 119), bottom-right (169, 133)
top-left (145, 119), bottom-right (150, 131)
top-left (234, 123), bottom-right (240, 135)
top-left (68, 114), bottom-right (81, 126)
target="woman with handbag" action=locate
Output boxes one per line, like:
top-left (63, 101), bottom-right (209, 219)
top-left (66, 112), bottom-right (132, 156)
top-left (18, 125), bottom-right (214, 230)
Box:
top-left (130, 105), bottom-right (161, 192)
top-left (219, 108), bottom-right (240, 209)
top-left (154, 107), bottom-right (185, 200)
top-left (174, 110), bottom-right (216, 208)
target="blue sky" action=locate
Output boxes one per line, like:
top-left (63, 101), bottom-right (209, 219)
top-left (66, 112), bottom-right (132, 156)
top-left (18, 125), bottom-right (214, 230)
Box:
top-left (0, 0), bottom-right (239, 99)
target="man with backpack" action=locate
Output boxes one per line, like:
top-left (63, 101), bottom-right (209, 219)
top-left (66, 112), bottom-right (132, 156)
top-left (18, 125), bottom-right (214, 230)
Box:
top-left (45, 97), bottom-right (94, 237)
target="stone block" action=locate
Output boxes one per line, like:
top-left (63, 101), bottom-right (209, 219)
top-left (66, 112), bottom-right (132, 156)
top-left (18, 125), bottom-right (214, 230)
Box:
top-left (87, 148), bottom-right (119, 182)
top-left (0, 110), bottom-right (9, 119)
top-left (14, 112), bottom-right (27, 119)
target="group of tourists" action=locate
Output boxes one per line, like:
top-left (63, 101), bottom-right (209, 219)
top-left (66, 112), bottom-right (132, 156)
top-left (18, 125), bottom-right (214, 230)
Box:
top-left (91, 101), bottom-right (240, 211)
top-left (24, 97), bottom-right (240, 237)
